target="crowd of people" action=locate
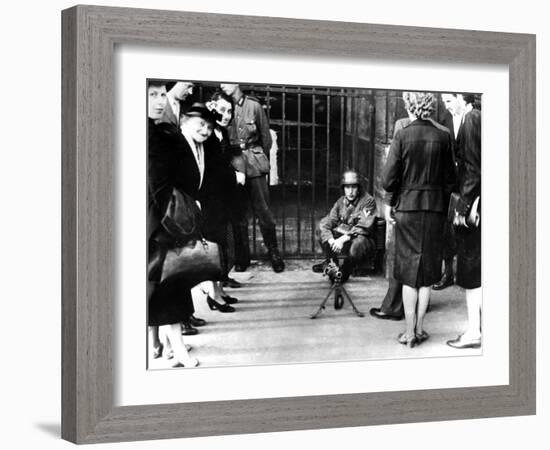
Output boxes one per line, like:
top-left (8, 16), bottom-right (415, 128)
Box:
top-left (147, 81), bottom-right (482, 368)
top-left (367, 91), bottom-right (482, 349)
top-left (147, 81), bottom-right (284, 367)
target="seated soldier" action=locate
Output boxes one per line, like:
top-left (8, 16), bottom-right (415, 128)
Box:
top-left (313, 170), bottom-right (377, 282)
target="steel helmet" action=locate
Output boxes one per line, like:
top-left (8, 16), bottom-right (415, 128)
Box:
top-left (341, 170), bottom-right (361, 186)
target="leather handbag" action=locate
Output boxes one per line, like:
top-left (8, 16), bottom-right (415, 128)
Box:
top-left (148, 188), bottom-right (222, 286)
top-left (160, 237), bottom-right (223, 287)
top-left (160, 188), bottom-right (202, 241)
top-left (448, 193), bottom-right (480, 228)
top-left (447, 192), bottom-right (468, 223)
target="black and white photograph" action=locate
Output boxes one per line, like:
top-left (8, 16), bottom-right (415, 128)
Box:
top-left (146, 80), bottom-right (482, 369)
top-left (4, 0), bottom-right (544, 447)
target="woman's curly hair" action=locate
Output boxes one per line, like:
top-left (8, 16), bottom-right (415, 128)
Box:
top-left (402, 92), bottom-right (435, 119)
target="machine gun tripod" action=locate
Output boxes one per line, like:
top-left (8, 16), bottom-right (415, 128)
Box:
top-left (310, 261), bottom-right (365, 319)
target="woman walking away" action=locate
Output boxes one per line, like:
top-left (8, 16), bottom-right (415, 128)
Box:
top-left (382, 92), bottom-right (456, 347)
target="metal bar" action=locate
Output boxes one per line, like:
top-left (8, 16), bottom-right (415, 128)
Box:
top-left (265, 86), bottom-right (271, 187)
top-left (268, 119), bottom-right (319, 127)
top-left (252, 214), bottom-right (257, 258)
top-left (385, 92), bottom-right (390, 143)
top-left (340, 90), bottom-right (344, 175)
top-left (239, 84), bottom-right (370, 97)
top-left (281, 89), bottom-right (286, 256)
top-left (311, 92), bottom-right (316, 253)
top-left (297, 89), bottom-right (302, 254)
top-left (249, 86), bottom-right (258, 258)
top-left (369, 99), bottom-right (376, 194)
top-left (274, 146), bottom-right (301, 152)
top-left (326, 94), bottom-right (331, 209)
top-left (352, 94), bottom-right (357, 169)
top-left (266, 85), bottom-right (271, 121)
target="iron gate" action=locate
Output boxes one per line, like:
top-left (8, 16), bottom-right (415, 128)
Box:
top-left (196, 82), bottom-right (377, 259)
top-left (245, 85), bottom-right (376, 259)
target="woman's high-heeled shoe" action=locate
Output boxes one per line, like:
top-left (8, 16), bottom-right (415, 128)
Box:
top-left (172, 357), bottom-right (199, 368)
top-left (166, 344), bottom-right (191, 360)
top-left (166, 344), bottom-right (192, 360)
top-left (416, 330), bottom-right (430, 344)
top-left (152, 343), bottom-right (163, 359)
top-left (206, 296), bottom-right (235, 313)
top-left (397, 333), bottom-right (417, 348)
top-left (221, 294), bottom-right (238, 304)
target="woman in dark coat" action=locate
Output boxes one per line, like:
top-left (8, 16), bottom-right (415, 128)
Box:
top-left (176, 101), bottom-right (240, 313)
top-left (382, 92), bottom-right (456, 347)
top-left (197, 92), bottom-right (247, 311)
top-left (147, 80), bottom-right (199, 367)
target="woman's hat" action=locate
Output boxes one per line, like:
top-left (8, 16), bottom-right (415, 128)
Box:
top-left (184, 102), bottom-right (220, 124)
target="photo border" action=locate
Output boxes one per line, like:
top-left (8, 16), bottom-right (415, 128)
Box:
top-left (61, 5), bottom-right (536, 443)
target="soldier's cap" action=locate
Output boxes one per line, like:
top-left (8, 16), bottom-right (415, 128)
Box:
top-left (185, 102), bottom-right (221, 124)
top-left (341, 170), bottom-right (361, 186)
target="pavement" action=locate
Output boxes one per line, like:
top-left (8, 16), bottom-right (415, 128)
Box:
top-left (148, 259), bottom-right (481, 369)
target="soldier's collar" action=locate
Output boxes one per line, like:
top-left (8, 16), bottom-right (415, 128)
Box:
top-left (344, 197), bottom-right (358, 207)
top-left (236, 94), bottom-right (245, 106)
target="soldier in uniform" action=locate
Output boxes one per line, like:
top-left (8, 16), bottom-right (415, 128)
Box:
top-left (313, 170), bottom-right (377, 282)
top-left (220, 84), bottom-right (285, 273)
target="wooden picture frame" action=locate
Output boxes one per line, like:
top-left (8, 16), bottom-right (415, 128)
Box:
top-left (62, 5), bottom-right (536, 444)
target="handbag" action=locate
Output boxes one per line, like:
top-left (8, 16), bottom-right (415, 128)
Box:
top-left (148, 188), bottom-right (222, 286)
top-left (448, 192), bottom-right (480, 228)
top-left (160, 188), bottom-right (202, 241)
top-left (160, 237), bottom-right (223, 287)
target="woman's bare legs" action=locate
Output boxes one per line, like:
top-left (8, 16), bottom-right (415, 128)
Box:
top-left (402, 285), bottom-right (418, 340)
top-left (415, 286), bottom-right (431, 337)
top-left (149, 326), bottom-right (162, 358)
top-left (201, 280), bottom-right (229, 301)
top-left (214, 281), bottom-right (226, 299)
top-left (160, 324), bottom-right (198, 367)
top-left (462, 287), bottom-right (482, 340)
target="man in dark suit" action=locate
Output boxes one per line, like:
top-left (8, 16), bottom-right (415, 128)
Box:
top-left (161, 81), bottom-right (194, 127)
top-left (369, 117), bottom-right (409, 320)
top-left (431, 93), bottom-right (467, 291)
top-left (446, 95), bottom-right (482, 349)
top-left (220, 83), bottom-right (285, 273)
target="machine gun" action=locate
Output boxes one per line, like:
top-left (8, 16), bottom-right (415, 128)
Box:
top-left (310, 261), bottom-right (365, 319)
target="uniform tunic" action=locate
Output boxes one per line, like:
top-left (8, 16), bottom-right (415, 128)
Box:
top-left (320, 194), bottom-right (377, 243)
top-left (228, 95), bottom-right (272, 178)
top-left (227, 94), bottom-right (279, 251)
top-left (319, 193), bottom-right (377, 273)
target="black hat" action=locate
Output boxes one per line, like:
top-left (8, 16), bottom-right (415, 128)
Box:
top-left (148, 79), bottom-right (168, 89)
top-left (184, 102), bottom-right (220, 124)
